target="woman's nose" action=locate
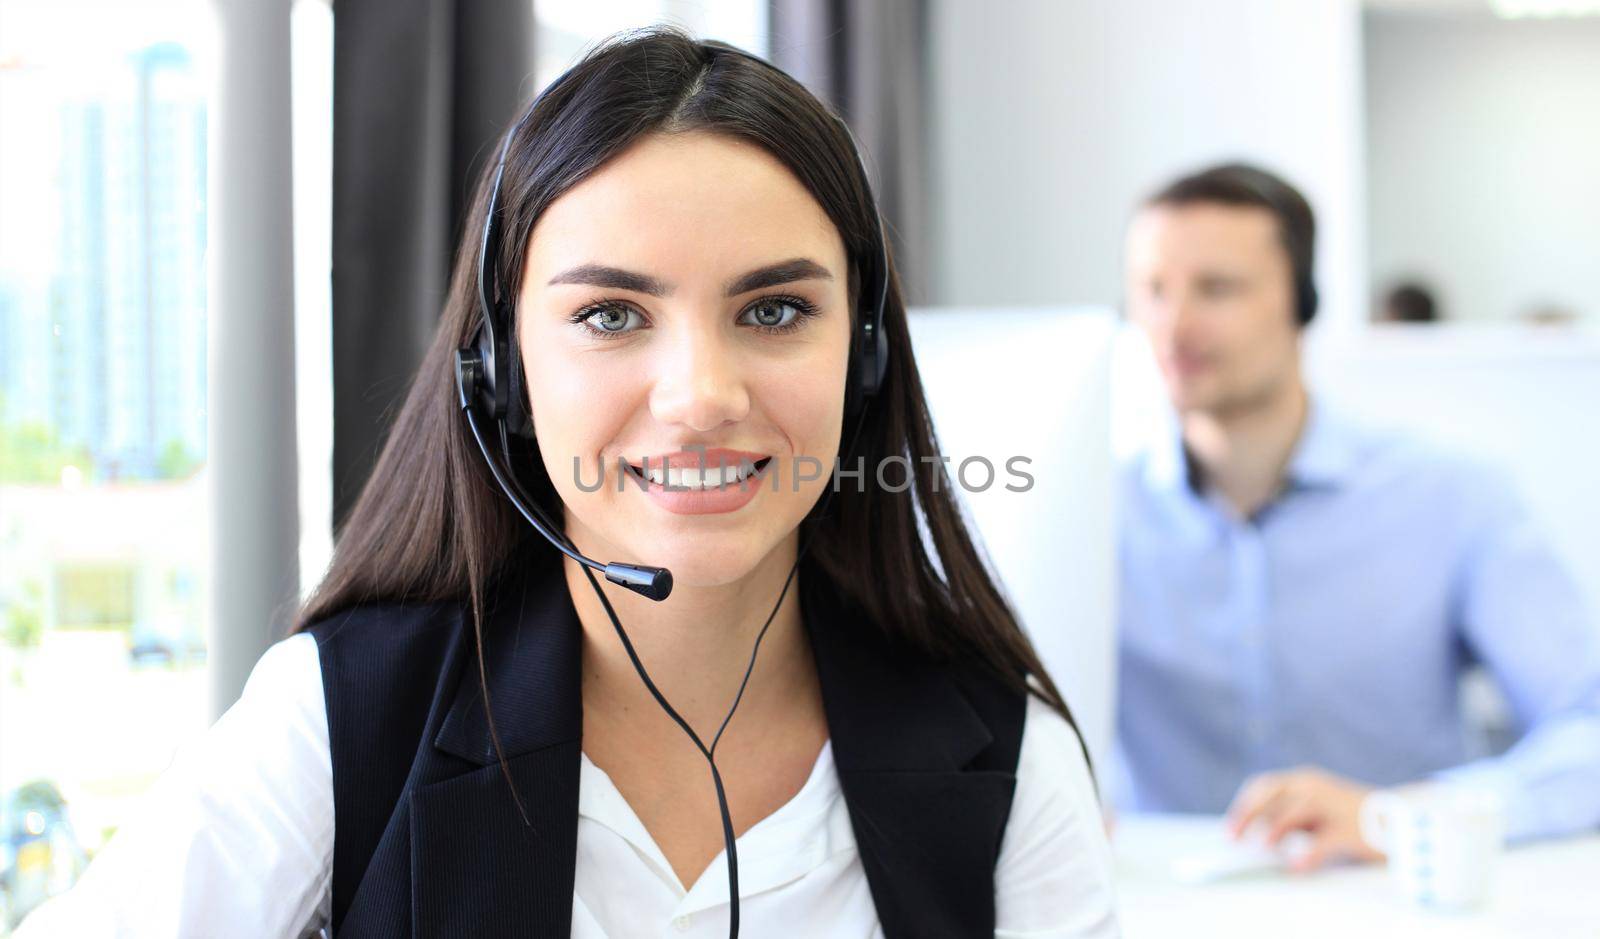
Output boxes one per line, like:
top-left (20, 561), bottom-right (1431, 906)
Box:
top-left (648, 325), bottom-right (751, 432)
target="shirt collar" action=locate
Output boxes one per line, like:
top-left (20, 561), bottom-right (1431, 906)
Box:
top-left (1283, 396), bottom-right (1358, 491)
top-left (1141, 394), bottom-right (1358, 498)
top-left (576, 738), bottom-right (853, 913)
top-left (1141, 411), bottom-right (1191, 495)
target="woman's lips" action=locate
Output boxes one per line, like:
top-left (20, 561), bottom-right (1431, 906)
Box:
top-left (625, 448), bottom-right (772, 471)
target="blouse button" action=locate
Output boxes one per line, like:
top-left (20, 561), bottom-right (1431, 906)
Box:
top-left (672, 914), bottom-right (693, 932)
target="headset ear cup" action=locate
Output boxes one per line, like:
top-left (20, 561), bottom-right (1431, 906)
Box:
top-left (844, 303), bottom-right (889, 420)
top-left (506, 343), bottom-right (535, 438)
top-left (843, 307), bottom-right (876, 419)
top-left (869, 316), bottom-right (888, 396)
top-left (1298, 277), bottom-right (1319, 326)
top-left (843, 338), bottom-right (862, 419)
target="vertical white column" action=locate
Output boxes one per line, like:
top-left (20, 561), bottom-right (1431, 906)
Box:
top-left (292, 0), bottom-right (335, 601)
top-left (206, 0), bottom-right (299, 719)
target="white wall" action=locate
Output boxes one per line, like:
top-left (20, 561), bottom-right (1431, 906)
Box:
top-left (1365, 13), bottom-right (1600, 325)
top-left (928, 0), bottom-right (1367, 341)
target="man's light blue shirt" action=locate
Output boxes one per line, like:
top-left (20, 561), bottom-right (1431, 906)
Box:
top-left (1113, 397), bottom-right (1600, 842)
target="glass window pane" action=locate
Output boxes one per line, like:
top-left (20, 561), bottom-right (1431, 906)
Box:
top-left (0, 1), bottom-right (215, 928)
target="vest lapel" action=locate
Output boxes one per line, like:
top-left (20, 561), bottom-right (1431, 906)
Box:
top-left (401, 548), bottom-right (1017, 939)
top-left (409, 547), bottom-right (584, 938)
top-left (801, 570), bottom-right (1020, 939)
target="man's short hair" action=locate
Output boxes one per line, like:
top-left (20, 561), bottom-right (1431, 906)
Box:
top-left (1143, 162), bottom-right (1319, 326)
top-left (1382, 282), bottom-right (1439, 323)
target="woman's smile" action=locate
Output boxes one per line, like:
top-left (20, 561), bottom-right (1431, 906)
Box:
top-left (619, 448), bottom-right (777, 515)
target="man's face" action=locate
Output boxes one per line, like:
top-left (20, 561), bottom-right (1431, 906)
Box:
top-left (1124, 202), bottom-right (1302, 418)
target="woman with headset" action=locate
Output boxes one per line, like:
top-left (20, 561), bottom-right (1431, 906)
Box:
top-left (16, 27), bottom-right (1116, 939)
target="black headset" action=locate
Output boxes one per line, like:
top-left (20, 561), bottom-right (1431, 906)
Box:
top-left (450, 40), bottom-right (892, 938)
top-left (1290, 254), bottom-right (1319, 327)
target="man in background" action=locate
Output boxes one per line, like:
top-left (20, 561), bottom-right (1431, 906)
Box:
top-left (1114, 162), bottom-right (1600, 870)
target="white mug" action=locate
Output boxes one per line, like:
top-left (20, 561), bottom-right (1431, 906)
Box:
top-left (1359, 784), bottom-right (1506, 911)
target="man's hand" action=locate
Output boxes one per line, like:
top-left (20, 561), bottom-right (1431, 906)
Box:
top-left (1225, 766), bottom-right (1384, 872)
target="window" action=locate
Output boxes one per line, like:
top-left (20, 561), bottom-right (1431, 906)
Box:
top-left (51, 565), bottom-right (137, 631)
top-left (0, 1), bottom-right (215, 928)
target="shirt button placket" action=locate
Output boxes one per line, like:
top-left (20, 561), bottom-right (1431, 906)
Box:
top-left (672, 913), bottom-right (693, 933)
top-left (1235, 522), bottom-right (1274, 768)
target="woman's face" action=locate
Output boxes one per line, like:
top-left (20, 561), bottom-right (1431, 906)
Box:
top-left (518, 130), bottom-right (852, 589)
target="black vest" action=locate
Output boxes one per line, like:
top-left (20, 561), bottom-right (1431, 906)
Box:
top-left (306, 541), bottom-right (1033, 938)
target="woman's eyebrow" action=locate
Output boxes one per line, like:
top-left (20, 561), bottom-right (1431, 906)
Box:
top-left (545, 258), bottom-right (833, 298)
top-left (725, 258), bottom-right (833, 296)
top-left (547, 264), bottom-right (671, 296)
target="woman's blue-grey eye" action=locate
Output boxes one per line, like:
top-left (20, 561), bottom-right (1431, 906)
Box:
top-left (586, 306), bottom-right (638, 332)
top-left (743, 300), bottom-right (798, 328)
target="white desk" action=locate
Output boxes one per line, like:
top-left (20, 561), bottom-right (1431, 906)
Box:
top-left (1114, 814), bottom-right (1600, 938)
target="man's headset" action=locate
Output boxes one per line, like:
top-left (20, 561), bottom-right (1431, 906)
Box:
top-left (1292, 263), bottom-right (1319, 327)
top-left (450, 40), bottom-right (892, 939)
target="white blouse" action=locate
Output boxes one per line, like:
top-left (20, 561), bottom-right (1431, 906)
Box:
top-left (15, 633), bottom-right (1120, 938)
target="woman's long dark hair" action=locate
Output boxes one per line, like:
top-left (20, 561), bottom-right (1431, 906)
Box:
top-left (293, 27), bottom-right (1074, 758)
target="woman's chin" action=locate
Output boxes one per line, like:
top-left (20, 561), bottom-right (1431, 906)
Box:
top-left (603, 529), bottom-right (791, 591)
top-left (638, 549), bottom-right (767, 591)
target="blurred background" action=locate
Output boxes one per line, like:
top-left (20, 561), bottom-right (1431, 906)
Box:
top-left (1, 0), bottom-right (1597, 929)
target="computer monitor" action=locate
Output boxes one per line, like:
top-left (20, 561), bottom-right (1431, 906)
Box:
top-left (906, 306), bottom-right (1118, 773)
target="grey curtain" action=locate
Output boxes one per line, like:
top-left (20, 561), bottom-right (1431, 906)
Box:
top-left (769, 0), bottom-right (930, 304)
top-left (331, 0), bottom-right (534, 528)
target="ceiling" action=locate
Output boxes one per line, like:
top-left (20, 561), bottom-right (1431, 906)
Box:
top-left (1364, 0), bottom-right (1600, 14)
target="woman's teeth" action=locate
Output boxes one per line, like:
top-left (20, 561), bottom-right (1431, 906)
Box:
top-left (631, 459), bottom-right (767, 489)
